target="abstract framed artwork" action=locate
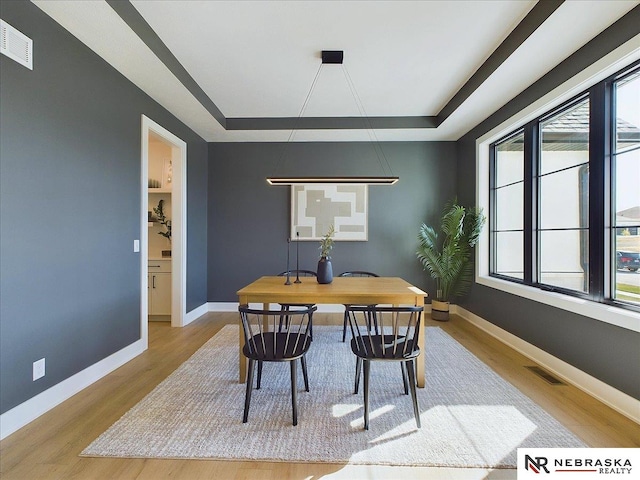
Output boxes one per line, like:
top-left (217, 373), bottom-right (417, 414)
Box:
top-left (291, 184), bottom-right (368, 241)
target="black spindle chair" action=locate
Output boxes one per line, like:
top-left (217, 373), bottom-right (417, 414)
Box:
top-left (345, 305), bottom-right (423, 430)
top-left (338, 271), bottom-right (379, 342)
top-left (239, 304), bottom-right (316, 426)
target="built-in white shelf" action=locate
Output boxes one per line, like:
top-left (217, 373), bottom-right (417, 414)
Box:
top-left (149, 187), bottom-right (172, 194)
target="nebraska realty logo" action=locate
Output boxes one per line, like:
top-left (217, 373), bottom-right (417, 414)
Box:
top-left (517, 448), bottom-right (638, 479)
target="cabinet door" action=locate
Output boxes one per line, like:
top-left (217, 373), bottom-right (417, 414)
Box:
top-left (150, 273), bottom-right (172, 315)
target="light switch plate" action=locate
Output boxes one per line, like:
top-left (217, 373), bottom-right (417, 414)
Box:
top-left (33, 358), bottom-right (45, 381)
top-left (134, 239), bottom-right (140, 252)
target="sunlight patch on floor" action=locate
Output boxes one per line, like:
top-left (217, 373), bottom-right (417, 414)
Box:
top-left (332, 403), bottom-right (361, 418)
top-left (350, 404), bottom-right (537, 468)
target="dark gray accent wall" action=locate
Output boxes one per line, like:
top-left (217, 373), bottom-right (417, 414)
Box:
top-left (186, 140), bottom-right (209, 312)
top-left (455, 8), bottom-right (640, 399)
top-left (0, 0), bottom-right (208, 414)
top-left (208, 142), bottom-right (456, 301)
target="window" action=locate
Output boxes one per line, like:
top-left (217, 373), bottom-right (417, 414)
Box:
top-left (538, 98), bottom-right (590, 293)
top-left (492, 131), bottom-right (524, 280)
top-left (612, 69), bottom-right (640, 307)
top-left (488, 62), bottom-right (640, 314)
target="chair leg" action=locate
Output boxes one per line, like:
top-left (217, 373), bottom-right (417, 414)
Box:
top-left (290, 361), bottom-right (298, 426)
top-left (401, 362), bottom-right (409, 395)
top-left (405, 359), bottom-right (421, 428)
top-left (342, 311), bottom-right (348, 342)
top-left (363, 359), bottom-right (370, 430)
top-left (256, 360), bottom-right (263, 390)
top-left (279, 305), bottom-right (291, 333)
top-left (243, 359), bottom-right (255, 423)
top-left (301, 355), bottom-right (309, 392)
top-left (354, 357), bottom-right (362, 394)
top-left (367, 310), bottom-right (379, 335)
top-left (279, 306), bottom-right (286, 332)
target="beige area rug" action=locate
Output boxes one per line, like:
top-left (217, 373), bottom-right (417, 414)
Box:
top-left (81, 325), bottom-right (585, 467)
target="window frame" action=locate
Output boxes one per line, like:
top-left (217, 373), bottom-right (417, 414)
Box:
top-left (489, 128), bottom-right (526, 283)
top-left (476, 54), bottom-right (640, 333)
top-left (536, 94), bottom-right (591, 298)
top-left (610, 67), bottom-right (640, 307)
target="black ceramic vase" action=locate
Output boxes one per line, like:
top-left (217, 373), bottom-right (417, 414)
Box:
top-left (317, 256), bottom-right (333, 284)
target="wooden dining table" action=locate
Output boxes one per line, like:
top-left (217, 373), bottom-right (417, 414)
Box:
top-left (236, 275), bottom-right (428, 387)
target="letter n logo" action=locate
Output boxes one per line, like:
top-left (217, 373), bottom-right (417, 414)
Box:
top-left (524, 454), bottom-right (549, 474)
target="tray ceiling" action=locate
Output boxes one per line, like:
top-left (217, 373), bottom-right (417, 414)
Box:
top-left (32, 0), bottom-right (639, 141)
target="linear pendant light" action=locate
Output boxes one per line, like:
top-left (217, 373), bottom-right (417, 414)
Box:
top-left (267, 51), bottom-right (398, 186)
top-left (267, 176), bottom-right (399, 186)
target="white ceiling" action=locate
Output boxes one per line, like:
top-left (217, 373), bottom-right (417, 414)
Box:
top-left (31, 0), bottom-right (640, 142)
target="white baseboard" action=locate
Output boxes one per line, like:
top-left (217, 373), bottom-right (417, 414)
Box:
top-left (208, 302), bottom-right (238, 312)
top-left (0, 339), bottom-right (146, 441)
top-left (454, 305), bottom-right (640, 425)
top-left (184, 303), bottom-right (209, 325)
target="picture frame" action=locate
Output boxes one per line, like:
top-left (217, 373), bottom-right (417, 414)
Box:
top-left (291, 184), bottom-right (368, 241)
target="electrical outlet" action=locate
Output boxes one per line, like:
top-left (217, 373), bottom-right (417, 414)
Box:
top-left (33, 358), bottom-right (45, 381)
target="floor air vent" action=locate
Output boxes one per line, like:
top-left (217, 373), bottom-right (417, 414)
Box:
top-left (525, 366), bottom-right (565, 385)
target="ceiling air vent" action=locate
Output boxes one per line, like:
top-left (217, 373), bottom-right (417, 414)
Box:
top-left (1, 19), bottom-right (33, 70)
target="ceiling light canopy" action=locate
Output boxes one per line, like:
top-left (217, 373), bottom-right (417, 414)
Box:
top-left (267, 50), bottom-right (398, 187)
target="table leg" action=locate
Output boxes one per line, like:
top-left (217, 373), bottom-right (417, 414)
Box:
top-left (239, 312), bottom-right (246, 383)
top-left (416, 319), bottom-right (425, 388)
top-left (416, 298), bottom-right (426, 388)
top-left (262, 302), bottom-right (269, 332)
top-left (238, 295), bottom-right (248, 383)
top-left (238, 301), bottom-right (270, 383)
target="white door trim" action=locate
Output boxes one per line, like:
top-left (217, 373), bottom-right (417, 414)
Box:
top-left (141, 115), bottom-right (187, 333)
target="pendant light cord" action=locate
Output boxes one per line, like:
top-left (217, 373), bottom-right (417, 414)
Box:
top-left (288, 63), bottom-right (324, 141)
top-left (270, 54), bottom-right (397, 183)
top-left (342, 65), bottom-right (395, 178)
top-left (274, 63), bottom-right (325, 175)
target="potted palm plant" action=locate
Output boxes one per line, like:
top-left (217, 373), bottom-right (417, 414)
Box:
top-left (416, 200), bottom-right (485, 320)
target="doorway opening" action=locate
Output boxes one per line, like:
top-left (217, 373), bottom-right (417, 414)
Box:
top-left (140, 115), bottom-right (187, 344)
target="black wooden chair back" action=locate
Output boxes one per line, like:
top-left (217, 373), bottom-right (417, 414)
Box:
top-left (338, 271), bottom-right (379, 278)
top-left (278, 269), bottom-right (317, 278)
top-left (277, 270), bottom-right (318, 338)
top-left (338, 271), bottom-right (380, 342)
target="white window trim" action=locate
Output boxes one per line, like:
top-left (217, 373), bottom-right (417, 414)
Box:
top-left (475, 38), bottom-right (640, 334)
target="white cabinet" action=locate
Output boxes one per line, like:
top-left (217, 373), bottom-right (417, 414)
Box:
top-left (148, 259), bottom-right (171, 317)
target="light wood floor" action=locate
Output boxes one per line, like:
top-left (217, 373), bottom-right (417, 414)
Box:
top-left (1, 312), bottom-right (638, 480)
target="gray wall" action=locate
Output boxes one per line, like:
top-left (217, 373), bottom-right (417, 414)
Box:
top-left (208, 142), bottom-right (456, 301)
top-left (2, 0), bottom-right (636, 422)
top-left (186, 140), bottom-right (209, 312)
top-left (455, 7), bottom-right (640, 399)
top-left (0, 0), bottom-right (208, 414)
